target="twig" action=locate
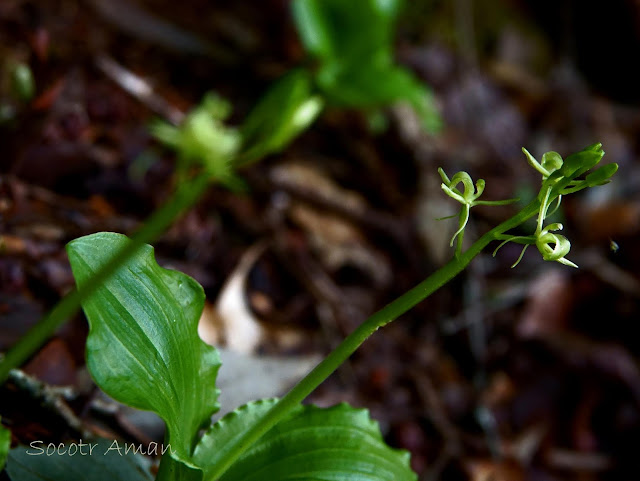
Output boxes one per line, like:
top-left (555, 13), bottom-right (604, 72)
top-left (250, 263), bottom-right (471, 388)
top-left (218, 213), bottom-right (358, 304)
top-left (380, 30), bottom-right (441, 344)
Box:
top-left (7, 369), bottom-right (89, 438)
top-left (95, 55), bottom-right (184, 125)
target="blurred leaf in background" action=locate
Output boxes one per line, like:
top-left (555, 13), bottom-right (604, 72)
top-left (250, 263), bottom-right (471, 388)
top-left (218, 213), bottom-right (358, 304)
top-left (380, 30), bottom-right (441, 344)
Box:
top-left (239, 69), bottom-right (323, 164)
top-left (293, 0), bottom-right (441, 131)
top-left (10, 63), bottom-right (35, 103)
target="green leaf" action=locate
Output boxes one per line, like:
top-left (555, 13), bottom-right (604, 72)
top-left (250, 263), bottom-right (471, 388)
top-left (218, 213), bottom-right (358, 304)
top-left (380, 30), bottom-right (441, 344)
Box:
top-left (66, 233), bottom-right (221, 462)
top-left (194, 400), bottom-right (416, 481)
top-left (156, 451), bottom-right (204, 481)
top-left (292, 0), bottom-right (440, 132)
top-left (6, 438), bottom-right (152, 481)
top-left (0, 417), bottom-right (9, 470)
top-left (293, 0), bottom-right (401, 62)
top-left (240, 70), bottom-right (323, 163)
top-left (373, 0), bottom-right (404, 18)
top-left (291, 0), bottom-right (335, 59)
top-left (193, 398), bottom-right (279, 476)
top-left (317, 63), bottom-right (440, 132)
top-left (316, 65), bottom-right (404, 107)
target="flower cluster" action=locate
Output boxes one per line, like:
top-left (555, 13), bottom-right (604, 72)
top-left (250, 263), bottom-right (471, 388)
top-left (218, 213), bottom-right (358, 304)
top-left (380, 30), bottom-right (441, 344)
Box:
top-left (440, 143), bottom-right (618, 267)
top-left (493, 144), bottom-right (617, 268)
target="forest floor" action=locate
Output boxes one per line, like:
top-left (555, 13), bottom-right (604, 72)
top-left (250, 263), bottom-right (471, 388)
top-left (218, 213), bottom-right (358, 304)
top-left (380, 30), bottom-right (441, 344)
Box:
top-left (2, 1), bottom-right (640, 480)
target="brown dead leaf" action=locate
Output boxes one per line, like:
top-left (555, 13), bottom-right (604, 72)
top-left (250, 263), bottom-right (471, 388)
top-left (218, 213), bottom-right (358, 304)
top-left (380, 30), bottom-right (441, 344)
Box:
top-left (211, 243), bottom-right (266, 354)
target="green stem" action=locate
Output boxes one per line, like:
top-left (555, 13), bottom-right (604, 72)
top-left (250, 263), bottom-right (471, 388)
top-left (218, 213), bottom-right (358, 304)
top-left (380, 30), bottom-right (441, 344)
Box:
top-left (0, 174), bottom-right (212, 384)
top-left (205, 199), bottom-right (541, 481)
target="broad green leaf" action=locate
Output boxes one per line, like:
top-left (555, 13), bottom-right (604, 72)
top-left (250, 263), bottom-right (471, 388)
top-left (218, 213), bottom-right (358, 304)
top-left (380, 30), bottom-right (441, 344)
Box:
top-left (193, 398), bottom-right (279, 475)
top-left (6, 438), bottom-right (152, 481)
top-left (0, 418), bottom-right (9, 470)
top-left (66, 233), bottom-right (221, 462)
top-left (194, 400), bottom-right (417, 481)
top-left (240, 70), bottom-right (323, 163)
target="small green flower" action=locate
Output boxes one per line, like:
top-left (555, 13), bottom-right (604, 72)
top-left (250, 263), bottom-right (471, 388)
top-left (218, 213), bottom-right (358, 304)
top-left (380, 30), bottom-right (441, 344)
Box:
top-left (492, 223), bottom-right (577, 268)
top-left (438, 168), bottom-right (517, 256)
top-left (535, 223), bottom-right (577, 267)
top-left (150, 93), bottom-right (242, 189)
top-left (522, 148), bottom-right (563, 180)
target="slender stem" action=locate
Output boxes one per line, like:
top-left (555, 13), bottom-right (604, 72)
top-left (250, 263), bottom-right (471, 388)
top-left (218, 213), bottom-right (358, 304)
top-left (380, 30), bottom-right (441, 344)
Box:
top-left (536, 187), bottom-right (551, 234)
top-left (455, 205), bottom-right (469, 258)
top-left (205, 199), bottom-right (541, 480)
top-left (0, 174), bottom-right (212, 384)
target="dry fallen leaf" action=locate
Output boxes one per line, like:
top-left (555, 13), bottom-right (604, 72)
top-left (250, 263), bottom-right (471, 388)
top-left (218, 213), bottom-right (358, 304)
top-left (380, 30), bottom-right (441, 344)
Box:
top-left (209, 243), bottom-right (267, 354)
top-left (198, 243), bottom-right (321, 416)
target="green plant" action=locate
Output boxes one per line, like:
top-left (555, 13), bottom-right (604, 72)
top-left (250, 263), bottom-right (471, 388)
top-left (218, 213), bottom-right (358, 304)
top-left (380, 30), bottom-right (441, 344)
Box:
top-left (0, 0), bottom-right (439, 386)
top-left (2, 144), bottom-right (617, 480)
top-left (0, 417), bottom-right (9, 470)
top-left (150, 94), bottom-right (243, 189)
top-left (10, 63), bottom-right (35, 103)
top-left (292, 0), bottom-right (441, 131)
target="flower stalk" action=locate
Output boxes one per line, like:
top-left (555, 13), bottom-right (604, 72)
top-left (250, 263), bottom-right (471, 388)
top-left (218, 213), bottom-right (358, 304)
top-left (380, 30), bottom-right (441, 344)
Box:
top-left (207, 143), bottom-right (617, 480)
